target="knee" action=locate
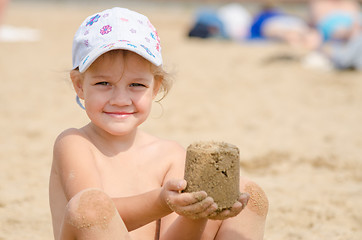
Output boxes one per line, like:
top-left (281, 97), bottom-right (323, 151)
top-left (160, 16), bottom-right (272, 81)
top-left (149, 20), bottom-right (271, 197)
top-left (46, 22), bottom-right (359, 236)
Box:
top-left (241, 180), bottom-right (269, 218)
top-left (65, 188), bottom-right (117, 230)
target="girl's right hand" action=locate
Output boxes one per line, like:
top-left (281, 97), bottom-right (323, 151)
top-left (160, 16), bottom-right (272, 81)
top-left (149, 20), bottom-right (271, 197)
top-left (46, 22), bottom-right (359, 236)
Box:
top-left (161, 179), bottom-right (218, 219)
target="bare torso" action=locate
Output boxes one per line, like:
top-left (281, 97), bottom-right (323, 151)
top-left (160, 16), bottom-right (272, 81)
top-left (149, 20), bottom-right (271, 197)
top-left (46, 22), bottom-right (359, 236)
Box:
top-left (49, 128), bottom-right (221, 240)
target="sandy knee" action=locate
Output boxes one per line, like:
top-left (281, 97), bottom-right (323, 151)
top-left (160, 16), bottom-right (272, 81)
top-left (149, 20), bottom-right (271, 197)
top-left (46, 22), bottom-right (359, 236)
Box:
top-left (243, 181), bottom-right (269, 217)
top-left (65, 188), bottom-right (117, 230)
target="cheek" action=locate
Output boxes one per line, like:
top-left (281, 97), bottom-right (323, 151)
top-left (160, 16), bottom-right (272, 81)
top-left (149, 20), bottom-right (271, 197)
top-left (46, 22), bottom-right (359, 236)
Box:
top-left (138, 94), bottom-right (153, 108)
top-left (84, 91), bottom-right (108, 109)
top-left (134, 92), bottom-right (154, 112)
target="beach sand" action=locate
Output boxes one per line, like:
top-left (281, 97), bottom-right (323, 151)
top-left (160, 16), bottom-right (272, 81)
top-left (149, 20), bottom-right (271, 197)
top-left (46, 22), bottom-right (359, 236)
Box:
top-left (0, 2), bottom-right (361, 239)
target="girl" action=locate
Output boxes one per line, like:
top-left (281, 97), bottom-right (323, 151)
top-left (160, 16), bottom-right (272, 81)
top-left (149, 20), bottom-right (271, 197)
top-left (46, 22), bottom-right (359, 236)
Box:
top-left (49, 7), bottom-right (268, 240)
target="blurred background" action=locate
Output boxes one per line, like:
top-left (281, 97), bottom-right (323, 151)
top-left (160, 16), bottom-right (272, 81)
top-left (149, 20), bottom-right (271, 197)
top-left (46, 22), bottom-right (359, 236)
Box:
top-left (1, 0), bottom-right (362, 239)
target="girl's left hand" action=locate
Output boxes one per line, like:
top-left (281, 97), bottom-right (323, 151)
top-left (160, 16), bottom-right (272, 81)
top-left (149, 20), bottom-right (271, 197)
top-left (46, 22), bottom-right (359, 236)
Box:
top-left (207, 192), bottom-right (250, 220)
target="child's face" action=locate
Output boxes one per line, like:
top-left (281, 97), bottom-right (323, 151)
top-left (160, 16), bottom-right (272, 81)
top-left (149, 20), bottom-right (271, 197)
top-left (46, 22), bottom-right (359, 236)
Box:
top-left (74, 51), bottom-right (159, 136)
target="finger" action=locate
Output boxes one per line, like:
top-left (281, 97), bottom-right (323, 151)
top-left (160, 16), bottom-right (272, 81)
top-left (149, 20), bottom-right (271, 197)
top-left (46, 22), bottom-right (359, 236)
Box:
top-left (192, 191), bottom-right (208, 203)
top-left (239, 192), bottom-right (250, 210)
top-left (187, 202), bottom-right (218, 220)
top-left (192, 197), bottom-right (215, 214)
top-left (229, 201), bottom-right (243, 216)
top-left (168, 191), bottom-right (207, 207)
top-left (197, 202), bottom-right (218, 219)
top-left (208, 209), bottom-right (231, 220)
top-left (208, 201), bottom-right (244, 220)
top-left (175, 196), bottom-right (214, 216)
top-left (165, 179), bottom-right (187, 192)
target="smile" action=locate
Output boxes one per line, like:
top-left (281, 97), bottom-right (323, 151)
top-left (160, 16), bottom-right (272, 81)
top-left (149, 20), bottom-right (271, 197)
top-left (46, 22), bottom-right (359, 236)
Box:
top-left (104, 111), bottom-right (133, 119)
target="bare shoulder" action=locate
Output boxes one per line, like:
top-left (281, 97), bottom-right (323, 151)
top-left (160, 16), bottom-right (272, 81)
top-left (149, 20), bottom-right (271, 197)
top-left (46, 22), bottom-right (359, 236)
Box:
top-left (141, 133), bottom-right (186, 181)
top-left (158, 138), bottom-right (185, 166)
top-left (53, 128), bottom-right (94, 157)
top-left (240, 177), bottom-right (269, 218)
top-left (52, 128), bottom-right (102, 199)
top-left (54, 128), bottom-right (88, 147)
top-left (142, 132), bottom-right (186, 161)
top-left (158, 139), bottom-right (185, 158)
top-left (52, 128), bottom-right (93, 170)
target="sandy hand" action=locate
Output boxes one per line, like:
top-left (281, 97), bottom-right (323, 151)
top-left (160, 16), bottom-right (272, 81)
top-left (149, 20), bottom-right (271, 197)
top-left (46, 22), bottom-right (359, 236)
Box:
top-left (162, 179), bottom-right (218, 219)
top-left (208, 192), bottom-right (250, 220)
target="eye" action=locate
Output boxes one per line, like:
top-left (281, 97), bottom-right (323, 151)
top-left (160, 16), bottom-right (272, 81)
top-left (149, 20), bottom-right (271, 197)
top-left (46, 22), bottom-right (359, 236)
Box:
top-left (130, 83), bottom-right (147, 88)
top-left (95, 82), bottom-right (110, 86)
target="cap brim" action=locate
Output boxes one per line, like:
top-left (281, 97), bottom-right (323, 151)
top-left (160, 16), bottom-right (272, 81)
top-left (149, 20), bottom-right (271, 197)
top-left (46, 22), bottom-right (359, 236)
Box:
top-left (78, 41), bottom-right (162, 73)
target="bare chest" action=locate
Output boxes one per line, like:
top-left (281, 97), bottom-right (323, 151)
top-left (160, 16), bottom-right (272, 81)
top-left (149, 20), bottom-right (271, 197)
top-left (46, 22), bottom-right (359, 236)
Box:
top-left (95, 153), bottom-right (167, 197)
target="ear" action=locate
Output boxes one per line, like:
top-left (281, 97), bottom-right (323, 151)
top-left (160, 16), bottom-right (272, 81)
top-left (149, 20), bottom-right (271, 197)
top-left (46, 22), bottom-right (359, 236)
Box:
top-left (152, 76), bottom-right (162, 99)
top-left (70, 70), bottom-right (84, 99)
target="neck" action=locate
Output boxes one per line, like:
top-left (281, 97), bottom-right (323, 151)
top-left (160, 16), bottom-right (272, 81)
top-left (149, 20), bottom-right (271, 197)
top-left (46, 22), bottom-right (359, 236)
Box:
top-left (82, 122), bottom-right (140, 156)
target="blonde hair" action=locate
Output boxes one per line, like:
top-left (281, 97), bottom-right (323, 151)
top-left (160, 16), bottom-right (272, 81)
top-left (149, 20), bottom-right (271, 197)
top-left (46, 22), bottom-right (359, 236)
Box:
top-left (151, 64), bottom-right (173, 102)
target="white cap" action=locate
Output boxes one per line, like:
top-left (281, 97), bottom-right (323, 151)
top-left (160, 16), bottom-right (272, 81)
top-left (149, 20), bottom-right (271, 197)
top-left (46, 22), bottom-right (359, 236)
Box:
top-left (72, 7), bottom-right (162, 73)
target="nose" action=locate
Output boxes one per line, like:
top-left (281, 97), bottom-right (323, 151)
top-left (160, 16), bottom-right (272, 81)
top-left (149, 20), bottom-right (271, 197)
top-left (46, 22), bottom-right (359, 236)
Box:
top-left (109, 86), bottom-right (132, 106)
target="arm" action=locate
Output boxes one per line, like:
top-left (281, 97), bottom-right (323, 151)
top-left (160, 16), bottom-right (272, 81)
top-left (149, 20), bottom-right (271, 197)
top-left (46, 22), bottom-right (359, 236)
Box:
top-left (113, 183), bottom-right (173, 231)
top-left (53, 129), bottom-right (103, 199)
top-left (162, 217), bottom-right (208, 240)
top-left (155, 144), bottom-right (215, 240)
top-left (140, 143), bottom-right (204, 240)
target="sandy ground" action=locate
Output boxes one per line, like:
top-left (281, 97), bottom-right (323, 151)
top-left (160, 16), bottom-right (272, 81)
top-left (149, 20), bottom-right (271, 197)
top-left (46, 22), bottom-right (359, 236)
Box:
top-left (0, 2), bottom-right (361, 239)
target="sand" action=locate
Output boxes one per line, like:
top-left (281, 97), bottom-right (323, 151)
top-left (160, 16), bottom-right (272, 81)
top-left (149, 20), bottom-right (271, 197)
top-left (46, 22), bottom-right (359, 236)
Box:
top-left (184, 141), bottom-right (240, 211)
top-left (0, 1), bottom-right (361, 240)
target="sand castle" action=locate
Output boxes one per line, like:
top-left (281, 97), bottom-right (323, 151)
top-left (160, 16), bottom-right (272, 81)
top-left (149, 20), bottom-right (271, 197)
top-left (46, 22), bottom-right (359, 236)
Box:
top-left (183, 141), bottom-right (240, 211)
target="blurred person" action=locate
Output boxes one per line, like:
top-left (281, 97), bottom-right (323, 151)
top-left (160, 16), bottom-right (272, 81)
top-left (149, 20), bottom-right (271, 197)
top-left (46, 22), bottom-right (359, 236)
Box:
top-left (308, 0), bottom-right (361, 42)
top-left (324, 31), bottom-right (362, 70)
top-left (249, 0), bottom-right (282, 40)
top-left (49, 7), bottom-right (269, 240)
top-left (248, 0), bottom-right (321, 50)
top-left (188, 3), bottom-right (252, 41)
top-left (303, 0), bottom-right (362, 70)
top-left (188, 7), bottom-right (227, 39)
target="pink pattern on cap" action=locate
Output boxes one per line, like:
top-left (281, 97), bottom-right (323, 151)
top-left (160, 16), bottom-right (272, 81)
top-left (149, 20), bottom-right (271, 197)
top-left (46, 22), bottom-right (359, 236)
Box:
top-left (100, 25), bottom-right (112, 35)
